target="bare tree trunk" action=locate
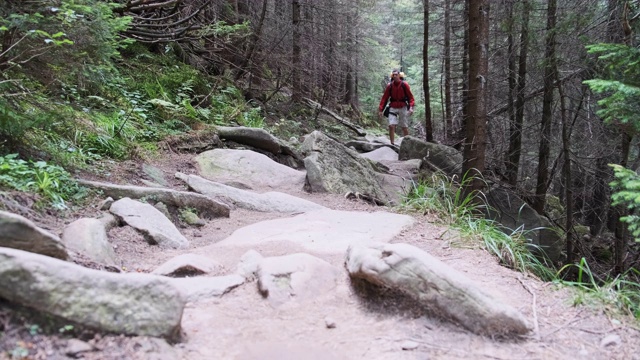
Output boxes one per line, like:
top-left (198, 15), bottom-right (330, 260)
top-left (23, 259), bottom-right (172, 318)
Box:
top-left (462, 0), bottom-right (489, 197)
top-left (505, 0), bottom-right (530, 186)
top-left (423, 0), bottom-right (433, 142)
top-left (533, 0), bottom-right (557, 214)
top-left (457, 0), bottom-right (470, 150)
top-left (443, 0), bottom-right (453, 140)
top-left (291, 0), bottom-right (301, 101)
top-left (559, 80), bottom-right (575, 265)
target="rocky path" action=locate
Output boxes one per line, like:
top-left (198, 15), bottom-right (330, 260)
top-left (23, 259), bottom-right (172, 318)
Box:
top-left (2, 130), bottom-right (640, 360)
top-left (124, 142), bottom-right (638, 360)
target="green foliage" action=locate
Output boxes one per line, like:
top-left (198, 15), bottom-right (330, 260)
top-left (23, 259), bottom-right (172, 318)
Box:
top-left (584, 44), bottom-right (640, 132)
top-left (609, 164), bottom-right (640, 242)
top-left (401, 173), bottom-right (478, 225)
top-left (557, 258), bottom-right (640, 318)
top-left (0, 154), bottom-right (83, 209)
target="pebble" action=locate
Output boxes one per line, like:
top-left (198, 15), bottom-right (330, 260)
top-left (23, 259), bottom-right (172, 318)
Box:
top-left (401, 340), bottom-right (419, 350)
top-left (324, 316), bottom-right (337, 329)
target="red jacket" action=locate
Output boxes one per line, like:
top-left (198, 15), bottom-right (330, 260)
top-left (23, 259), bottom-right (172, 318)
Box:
top-left (379, 80), bottom-right (415, 112)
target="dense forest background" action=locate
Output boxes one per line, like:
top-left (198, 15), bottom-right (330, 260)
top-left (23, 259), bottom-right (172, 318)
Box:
top-left (2, 0), bottom-right (640, 298)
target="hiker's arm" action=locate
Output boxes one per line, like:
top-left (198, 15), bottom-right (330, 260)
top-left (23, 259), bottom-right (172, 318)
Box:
top-left (378, 85), bottom-right (391, 112)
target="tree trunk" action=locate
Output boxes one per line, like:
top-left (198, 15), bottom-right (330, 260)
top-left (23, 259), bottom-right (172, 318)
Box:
top-left (443, 0), bottom-right (453, 140)
top-left (457, 0), bottom-right (470, 150)
top-left (505, 0), bottom-right (530, 186)
top-left (559, 80), bottom-right (575, 265)
top-left (423, 0), bottom-right (433, 142)
top-left (291, 0), bottom-right (301, 101)
top-left (461, 0), bottom-right (489, 197)
top-left (532, 0), bottom-right (557, 215)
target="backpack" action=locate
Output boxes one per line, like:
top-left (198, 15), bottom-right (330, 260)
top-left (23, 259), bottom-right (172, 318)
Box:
top-left (384, 81), bottom-right (410, 112)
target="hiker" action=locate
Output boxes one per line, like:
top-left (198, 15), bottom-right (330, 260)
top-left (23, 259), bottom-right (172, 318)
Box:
top-left (378, 69), bottom-right (415, 146)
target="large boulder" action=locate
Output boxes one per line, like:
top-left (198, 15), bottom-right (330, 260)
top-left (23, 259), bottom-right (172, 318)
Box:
top-left (0, 247), bottom-right (185, 340)
top-left (195, 149), bottom-right (306, 189)
top-left (301, 131), bottom-right (393, 204)
top-left (484, 185), bottom-right (563, 262)
top-left (346, 243), bottom-right (530, 337)
top-left (398, 136), bottom-right (462, 178)
top-left (0, 210), bottom-right (68, 260)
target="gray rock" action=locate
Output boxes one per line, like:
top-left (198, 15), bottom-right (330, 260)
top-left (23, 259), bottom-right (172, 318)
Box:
top-left (360, 146), bottom-right (399, 162)
top-left (398, 136), bottom-right (462, 178)
top-left (152, 253), bottom-right (222, 277)
top-left (301, 131), bottom-right (391, 204)
top-left (484, 185), bottom-right (563, 262)
top-left (215, 209), bottom-right (414, 255)
top-left (0, 210), bottom-right (68, 260)
top-left (400, 341), bottom-right (419, 351)
top-left (98, 197), bottom-right (114, 211)
top-left (64, 339), bottom-right (94, 357)
top-left (235, 249), bottom-right (264, 280)
top-left (346, 243), bottom-right (530, 337)
top-left (257, 253), bottom-right (339, 307)
top-left (168, 274), bottom-right (245, 302)
top-left (195, 149), bottom-right (305, 189)
top-left (142, 164), bottom-right (170, 187)
top-left (110, 198), bottom-right (189, 249)
top-left (61, 218), bottom-right (117, 267)
top-left (0, 247), bottom-right (185, 340)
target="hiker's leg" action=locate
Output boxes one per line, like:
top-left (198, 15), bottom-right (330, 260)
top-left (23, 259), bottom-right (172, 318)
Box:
top-left (398, 108), bottom-right (410, 138)
top-left (389, 125), bottom-right (395, 145)
top-left (388, 111), bottom-right (399, 145)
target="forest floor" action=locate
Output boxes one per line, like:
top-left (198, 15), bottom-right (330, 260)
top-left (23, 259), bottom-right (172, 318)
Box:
top-left (2, 147), bottom-right (640, 360)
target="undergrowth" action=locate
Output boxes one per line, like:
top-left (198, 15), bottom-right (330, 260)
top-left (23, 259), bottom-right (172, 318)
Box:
top-left (556, 259), bottom-right (640, 318)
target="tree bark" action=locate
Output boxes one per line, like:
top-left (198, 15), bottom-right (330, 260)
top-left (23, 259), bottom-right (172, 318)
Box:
top-left (423, 0), bottom-right (433, 142)
top-left (505, 0), bottom-right (530, 186)
top-left (443, 0), bottom-right (453, 140)
top-left (461, 0), bottom-right (489, 197)
top-left (533, 0), bottom-right (557, 215)
top-left (291, 0), bottom-right (302, 101)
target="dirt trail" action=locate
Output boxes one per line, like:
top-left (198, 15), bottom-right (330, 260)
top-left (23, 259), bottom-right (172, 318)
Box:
top-left (98, 151), bottom-right (637, 360)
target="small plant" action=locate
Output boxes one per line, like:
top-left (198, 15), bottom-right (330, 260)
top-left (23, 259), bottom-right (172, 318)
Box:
top-left (0, 154), bottom-right (83, 209)
top-left (27, 324), bottom-right (40, 336)
top-left (58, 324), bottom-right (74, 334)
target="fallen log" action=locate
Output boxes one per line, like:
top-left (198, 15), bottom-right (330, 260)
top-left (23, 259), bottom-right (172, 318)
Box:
top-left (78, 179), bottom-right (230, 219)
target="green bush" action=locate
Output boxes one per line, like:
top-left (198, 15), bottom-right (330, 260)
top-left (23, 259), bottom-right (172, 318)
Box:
top-left (0, 154), bottom-right (83, 209)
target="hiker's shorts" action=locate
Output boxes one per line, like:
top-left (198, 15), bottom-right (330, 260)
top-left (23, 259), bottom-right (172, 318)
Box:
top-left (388, 107), bottom-right (409, 128)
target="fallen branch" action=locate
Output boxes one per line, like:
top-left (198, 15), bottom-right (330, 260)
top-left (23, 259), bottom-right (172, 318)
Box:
top-left (302, 97), bottom-right (366, 136)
